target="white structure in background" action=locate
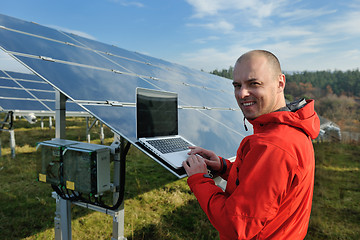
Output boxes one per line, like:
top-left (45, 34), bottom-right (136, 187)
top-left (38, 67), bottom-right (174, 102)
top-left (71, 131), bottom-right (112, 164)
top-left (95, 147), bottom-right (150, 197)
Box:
top-left (316, 116), bottom-right (341, 142)
top-left (23, 113), bottom-right (37, 124)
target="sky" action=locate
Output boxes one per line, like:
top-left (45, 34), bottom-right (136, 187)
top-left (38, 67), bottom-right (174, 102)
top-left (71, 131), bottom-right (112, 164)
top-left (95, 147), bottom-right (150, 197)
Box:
top-left (1, 0), bottom-right (360, 73)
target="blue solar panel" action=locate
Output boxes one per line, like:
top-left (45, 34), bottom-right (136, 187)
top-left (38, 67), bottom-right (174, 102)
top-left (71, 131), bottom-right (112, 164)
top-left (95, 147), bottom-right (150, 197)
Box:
top-left (0, 14), bottom-right (251, 172)
top-left (0, 77), bottom-right (19, 88)
top-left (0, 69), bottom-right (85, 113)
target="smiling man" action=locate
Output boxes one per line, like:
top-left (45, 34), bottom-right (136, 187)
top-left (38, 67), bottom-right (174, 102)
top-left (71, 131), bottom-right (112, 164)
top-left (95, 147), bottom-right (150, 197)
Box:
top-left (233, 50), bottom-right (286, 120)
top-left (183, 50), bottom-right (320, 239)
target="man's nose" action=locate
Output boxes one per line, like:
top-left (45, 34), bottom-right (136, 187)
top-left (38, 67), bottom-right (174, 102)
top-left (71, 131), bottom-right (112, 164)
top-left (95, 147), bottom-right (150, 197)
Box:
top-left (236, 87), bottom-right (250, 99)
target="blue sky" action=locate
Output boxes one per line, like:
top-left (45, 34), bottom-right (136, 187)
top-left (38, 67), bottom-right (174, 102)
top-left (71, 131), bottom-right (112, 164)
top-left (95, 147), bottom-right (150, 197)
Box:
top-left (1, 0), bottom-right (360, 73)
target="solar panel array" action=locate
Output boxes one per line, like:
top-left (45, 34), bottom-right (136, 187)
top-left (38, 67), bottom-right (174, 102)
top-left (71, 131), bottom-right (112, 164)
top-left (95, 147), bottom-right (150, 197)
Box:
top-left (0, 14), bottom-right (251, 172)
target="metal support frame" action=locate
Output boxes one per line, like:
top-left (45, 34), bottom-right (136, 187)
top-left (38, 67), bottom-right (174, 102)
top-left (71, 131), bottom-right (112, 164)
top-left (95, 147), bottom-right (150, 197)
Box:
top-left (86, 117), bottom-right (105, 144)
top-left (53, 90), bottom-right (129, 240)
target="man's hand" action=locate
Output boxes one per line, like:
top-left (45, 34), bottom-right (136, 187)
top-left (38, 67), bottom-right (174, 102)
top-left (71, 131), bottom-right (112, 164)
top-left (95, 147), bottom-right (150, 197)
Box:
top-left (187, 146), bottom-right (221, 172)
top-left (182, 154), bottom-right (208, 177)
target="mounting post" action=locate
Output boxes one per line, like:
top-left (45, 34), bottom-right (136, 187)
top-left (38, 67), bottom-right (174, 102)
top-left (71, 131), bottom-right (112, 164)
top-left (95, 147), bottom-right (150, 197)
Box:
top-left (54, 91), bottom-right (72, 240)
top-left (9, 129), bottom-right (15, 158)
top-left (111, 135), bottom-right (129, 240)
top-left (55, 91), bottom-right (67, 139)
top-left (100, 122), bottom-right (104, 144)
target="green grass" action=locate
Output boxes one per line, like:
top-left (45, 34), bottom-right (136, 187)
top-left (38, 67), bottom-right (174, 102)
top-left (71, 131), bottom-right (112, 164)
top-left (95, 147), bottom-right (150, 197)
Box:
top-left (305, 143), bottom-right (360, 240)
top-left (0, 117), bottom-right (359, 239)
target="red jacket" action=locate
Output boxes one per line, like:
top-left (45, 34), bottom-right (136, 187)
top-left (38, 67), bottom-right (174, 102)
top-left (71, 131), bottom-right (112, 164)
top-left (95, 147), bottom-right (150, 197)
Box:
top-left (187, 100), bottom-right (320, 239)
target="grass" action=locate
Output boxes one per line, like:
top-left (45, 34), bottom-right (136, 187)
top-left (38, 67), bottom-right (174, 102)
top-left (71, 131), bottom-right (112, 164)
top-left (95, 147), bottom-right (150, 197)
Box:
top-left (0, 117), bottom-right (359, 240)
top-left (305, 143), bottom-right (360, 240)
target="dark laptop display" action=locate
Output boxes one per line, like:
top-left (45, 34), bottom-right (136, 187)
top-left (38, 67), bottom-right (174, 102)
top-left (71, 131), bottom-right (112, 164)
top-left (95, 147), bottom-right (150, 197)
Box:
top-left (136, 88), bottom-right (194, 169)
top-left (137, 89), bottom-right (178, 138)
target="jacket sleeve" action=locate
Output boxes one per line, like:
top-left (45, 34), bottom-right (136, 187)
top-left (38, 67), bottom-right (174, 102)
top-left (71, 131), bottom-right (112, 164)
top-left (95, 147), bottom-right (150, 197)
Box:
top-left (187, 139), bottom-right (297, 239)
top-left (218, 157), bottom-right (233, 181)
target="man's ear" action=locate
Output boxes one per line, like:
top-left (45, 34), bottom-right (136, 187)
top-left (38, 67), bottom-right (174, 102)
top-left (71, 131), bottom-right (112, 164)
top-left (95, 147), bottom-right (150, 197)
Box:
top-left (278, 74), bottom-right (286, 92)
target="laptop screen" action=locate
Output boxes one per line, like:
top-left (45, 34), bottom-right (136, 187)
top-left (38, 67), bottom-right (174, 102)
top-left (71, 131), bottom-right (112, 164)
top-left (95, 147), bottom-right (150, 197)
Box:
top-left (136, 88), bottom-right (178, 138)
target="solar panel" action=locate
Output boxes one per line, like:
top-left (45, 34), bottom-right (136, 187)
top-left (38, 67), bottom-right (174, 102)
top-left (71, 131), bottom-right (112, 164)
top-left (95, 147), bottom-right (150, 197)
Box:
top-left (0, 13), bottom-right (252, 176)
top-left (0, 70), bottom-right (85, 112)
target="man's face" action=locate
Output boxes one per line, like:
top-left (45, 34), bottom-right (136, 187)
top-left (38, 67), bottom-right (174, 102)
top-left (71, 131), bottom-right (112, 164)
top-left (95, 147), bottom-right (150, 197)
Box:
top-left (233, 55), bottom-right (285, 120)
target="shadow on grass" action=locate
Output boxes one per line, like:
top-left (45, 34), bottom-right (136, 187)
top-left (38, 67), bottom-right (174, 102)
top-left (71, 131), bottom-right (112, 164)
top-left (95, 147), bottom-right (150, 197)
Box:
top-left (127, 199), bottom-right (219, 240)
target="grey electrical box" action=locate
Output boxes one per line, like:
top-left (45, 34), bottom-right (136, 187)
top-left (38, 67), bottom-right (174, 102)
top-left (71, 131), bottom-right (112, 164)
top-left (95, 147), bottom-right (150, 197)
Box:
top-left (37, 139), bottom-right (111, 195)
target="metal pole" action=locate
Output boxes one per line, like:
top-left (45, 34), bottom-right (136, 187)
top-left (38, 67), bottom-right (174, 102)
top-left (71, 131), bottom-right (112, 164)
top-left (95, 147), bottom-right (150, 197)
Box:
top-left (100, 122), bottom-right (104, 145)
top-left (86, 118), bottom-right (97, 143)
top-left (54, 192), bottom-right (72, 240)
top-left (54, 91), bottom-right (72, 240)
top-left (86, 117), bottom-right (90, 143)
top-left (9, 129), bottom-right (15, 158)
top-left (111, 135), bottom-right (128, 240)
top-left (112, 202), bottom-right (126, 240)
top-left (41, 116), bottom-right (44, 129)
top-left (55, 91), bottom-right (66, 139)
top-left (49, 116), bottom-right (53, 130)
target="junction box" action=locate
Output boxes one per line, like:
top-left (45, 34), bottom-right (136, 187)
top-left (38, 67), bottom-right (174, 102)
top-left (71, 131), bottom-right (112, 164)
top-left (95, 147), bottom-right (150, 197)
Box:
top-left (37, 139), bottom-right (111, 194)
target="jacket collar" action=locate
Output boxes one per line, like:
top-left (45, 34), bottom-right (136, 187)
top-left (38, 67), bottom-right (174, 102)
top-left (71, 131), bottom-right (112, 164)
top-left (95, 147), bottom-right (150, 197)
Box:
top-left (248, 99), bottom-right (320, 139)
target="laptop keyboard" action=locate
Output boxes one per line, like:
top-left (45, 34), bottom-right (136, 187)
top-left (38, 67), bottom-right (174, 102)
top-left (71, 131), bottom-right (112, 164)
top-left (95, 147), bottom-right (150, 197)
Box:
top-left (147, 138), bottom-right (191, 154)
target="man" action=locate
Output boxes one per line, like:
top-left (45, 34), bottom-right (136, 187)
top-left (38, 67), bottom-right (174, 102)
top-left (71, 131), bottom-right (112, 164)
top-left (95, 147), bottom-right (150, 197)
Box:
top-left (183, 50), bottom-right (320, 239)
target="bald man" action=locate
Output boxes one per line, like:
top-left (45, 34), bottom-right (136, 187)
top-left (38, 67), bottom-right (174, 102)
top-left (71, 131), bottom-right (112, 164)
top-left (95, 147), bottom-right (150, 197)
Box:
top-left (183, 50), bottom-right (320, 240)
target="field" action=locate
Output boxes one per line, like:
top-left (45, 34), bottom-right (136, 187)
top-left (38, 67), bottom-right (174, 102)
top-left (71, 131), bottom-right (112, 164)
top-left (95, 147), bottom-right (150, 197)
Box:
top-left (0, 117), bottom-right (359, 240)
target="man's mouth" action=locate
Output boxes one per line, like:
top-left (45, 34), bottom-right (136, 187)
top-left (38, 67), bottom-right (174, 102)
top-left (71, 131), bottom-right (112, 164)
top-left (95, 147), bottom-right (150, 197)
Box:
top-left (242, 101), bottom-right (255, 107)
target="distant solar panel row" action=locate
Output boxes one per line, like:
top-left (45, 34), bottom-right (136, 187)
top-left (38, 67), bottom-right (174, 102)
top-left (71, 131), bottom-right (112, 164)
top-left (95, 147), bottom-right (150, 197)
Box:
top-left (0, 70), bottom-right (54, 111)
top-left (0, 70), bottom-right (83, 112)
top-left (0, 14), bottom-right (251, 160)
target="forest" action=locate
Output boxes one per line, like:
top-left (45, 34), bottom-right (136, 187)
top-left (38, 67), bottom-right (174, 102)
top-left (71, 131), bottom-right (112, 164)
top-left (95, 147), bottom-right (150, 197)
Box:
top-left (210, 68), bottom-right (360, 133)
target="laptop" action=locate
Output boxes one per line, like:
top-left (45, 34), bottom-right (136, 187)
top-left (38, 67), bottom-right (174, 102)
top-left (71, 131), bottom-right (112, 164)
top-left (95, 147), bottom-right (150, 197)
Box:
top-left (136, 87), bottom-right (194, 169)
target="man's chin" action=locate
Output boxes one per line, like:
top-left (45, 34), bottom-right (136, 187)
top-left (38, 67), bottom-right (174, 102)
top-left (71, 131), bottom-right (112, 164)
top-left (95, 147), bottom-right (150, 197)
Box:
top-left (242, 111), bottom-right (257, 120)
top-left (244, 116), bottom-right (256, 121)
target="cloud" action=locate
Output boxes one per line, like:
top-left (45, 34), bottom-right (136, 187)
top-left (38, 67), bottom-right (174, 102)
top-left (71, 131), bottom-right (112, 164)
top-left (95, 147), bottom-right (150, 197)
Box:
top-left (187, 19), bottom-right (234, 33)
top-left (281, 7), bottom-right (337, 23)
top-left (177, 46), bottom-right (250, 72)
top-left (186, 0), bottom-right (260, 17)
top-left (186, 0), bottom-right (286, 27)
top-left (108, 0), bottom-right (144, 7)
top-left (324, 11), bottom-right (360, 36)
top-left (177, 30), bottom-right (333, 72)
top-left (185, 0), bottom-right (228, 17)
top-left (180, 0), bottom-right (360, 72)
top-left (193, 36), bottom-right (220, 44)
